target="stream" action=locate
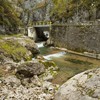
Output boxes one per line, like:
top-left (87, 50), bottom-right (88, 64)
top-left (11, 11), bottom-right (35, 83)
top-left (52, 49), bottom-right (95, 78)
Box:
top-left (36, 42), bottom-right (100, 85)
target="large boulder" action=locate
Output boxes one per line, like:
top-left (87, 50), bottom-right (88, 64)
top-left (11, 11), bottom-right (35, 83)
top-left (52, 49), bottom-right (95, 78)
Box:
top-left (44, 39), bottom-right (54, 47)
top-left (0, 35), bottom-right (39, 63)
top-left (15, 36), bottom-right (40, 55)
top-left (0, 39), bottom-right (32, 63)
top-left (39, 60), bottom-right (58, 81)
top-left (4, 36), bottom-right (40, 55)
top-left (55, 68), bottom-right (100, 100)
top-left (16, 61), bottom-right (45, 78)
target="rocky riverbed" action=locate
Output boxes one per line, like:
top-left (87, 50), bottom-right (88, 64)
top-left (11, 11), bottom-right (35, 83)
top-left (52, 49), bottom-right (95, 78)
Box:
top-left (0, 64), bottom-right (59, 100)
top-left (0, 35), bottom-right (59, 100)
top-left (0, 35), bottom-right (100, 100)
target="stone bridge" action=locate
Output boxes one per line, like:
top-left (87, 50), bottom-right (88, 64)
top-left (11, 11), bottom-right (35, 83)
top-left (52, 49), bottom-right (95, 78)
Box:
top-left (28, 21), bottom-right (52, 41)
top-left (27, 20), bottom-right (100, 41)
top-left (26, 20), bottom-right (100, 59)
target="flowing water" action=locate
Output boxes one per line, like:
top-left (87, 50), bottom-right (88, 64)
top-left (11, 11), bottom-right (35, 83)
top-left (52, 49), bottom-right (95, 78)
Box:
top-left (36, 42), bottom-right (100, 85)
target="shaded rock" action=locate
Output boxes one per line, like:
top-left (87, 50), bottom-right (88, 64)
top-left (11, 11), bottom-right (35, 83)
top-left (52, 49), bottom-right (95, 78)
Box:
top-left (39, 60), bottom-right (58, 69)
top-left (16, 36), bottom-right (40, 55)
top-left (44, 39), bottom-right (54, 47)
top-left (16, 61), bottom-right (45, 78)
top-left (54, 68), bottom-right (100, 100)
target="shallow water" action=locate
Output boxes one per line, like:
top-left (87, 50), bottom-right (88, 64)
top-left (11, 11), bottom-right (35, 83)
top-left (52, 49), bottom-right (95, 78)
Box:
top-left (37, 42), bottom-right (100, 85)
top-left (51, 54), bottom-right (100, 85)
top-left (43, 52), bottom-right (66, 60)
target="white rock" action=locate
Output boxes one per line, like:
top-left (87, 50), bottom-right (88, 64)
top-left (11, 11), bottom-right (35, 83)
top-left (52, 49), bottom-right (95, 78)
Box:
top-left (55, 68), bottom-right (100, 100)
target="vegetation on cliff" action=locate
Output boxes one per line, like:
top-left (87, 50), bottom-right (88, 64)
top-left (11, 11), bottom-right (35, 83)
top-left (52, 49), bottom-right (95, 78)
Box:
top-left (0, 0), bottom-right (21, 33)
top-left (51, 0), bottom-right (100, 21)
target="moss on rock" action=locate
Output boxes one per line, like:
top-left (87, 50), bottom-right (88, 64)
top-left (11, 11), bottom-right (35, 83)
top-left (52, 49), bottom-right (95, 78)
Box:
top-left (39, 60), bottom-right (57, 68)
top-left (0, 39), bottom-right (32, 62)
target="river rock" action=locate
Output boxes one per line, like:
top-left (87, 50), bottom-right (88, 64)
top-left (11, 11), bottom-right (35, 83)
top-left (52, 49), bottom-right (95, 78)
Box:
top-left (16, 61), bottom-right (45, 78)
top-left (44, 39), bottom-right (54, 47)
top-left (54, 68), bottom-right (100, 100)
top-left (0, 74), bottom-right (57, 100)
top-left (39, 60), bottom-right (58, 82)
top-left (16, 36), bottom-right (40, 55)
top-left (36, 55), bottom-right (45, 60)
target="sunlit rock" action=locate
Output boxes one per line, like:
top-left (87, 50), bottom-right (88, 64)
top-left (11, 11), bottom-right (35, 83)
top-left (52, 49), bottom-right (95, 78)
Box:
top-left (55, 68), bottom-right (100, 100)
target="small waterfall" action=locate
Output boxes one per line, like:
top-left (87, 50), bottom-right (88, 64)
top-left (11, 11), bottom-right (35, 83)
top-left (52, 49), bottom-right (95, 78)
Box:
top-left (36, 42), bottom-right (66, 60)
top-left (36, 42), bottom-right (45, 48)
top-left (43, 51), bottom-right (66, 60)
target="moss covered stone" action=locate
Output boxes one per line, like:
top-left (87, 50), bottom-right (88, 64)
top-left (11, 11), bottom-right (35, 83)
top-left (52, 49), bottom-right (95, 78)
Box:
top-left (0, 39), bottom-right (32, 62)
top-left (39, 60), bottom-right (57, 68)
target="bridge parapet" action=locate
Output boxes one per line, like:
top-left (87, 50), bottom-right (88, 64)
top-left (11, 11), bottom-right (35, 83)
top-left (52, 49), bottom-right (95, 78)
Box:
top-left (33, 21), bottom-right (52, 27)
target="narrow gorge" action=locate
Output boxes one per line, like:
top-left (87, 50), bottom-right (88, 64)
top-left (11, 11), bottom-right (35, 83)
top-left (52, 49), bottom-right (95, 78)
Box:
top-left (0, 0), bottom-right (100, 100)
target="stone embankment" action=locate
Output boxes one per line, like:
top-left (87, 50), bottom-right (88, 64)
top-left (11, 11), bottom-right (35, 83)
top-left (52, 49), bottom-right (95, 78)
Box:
top-left (51, 23), bottom-right (100, 54)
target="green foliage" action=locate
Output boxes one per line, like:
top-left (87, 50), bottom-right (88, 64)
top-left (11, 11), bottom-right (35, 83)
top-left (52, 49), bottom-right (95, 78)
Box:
top-left (51, 0), bottom-right (67, 18)
top-left (51, 0), bottom-right (100, 20)
top-left (0, 39), bottom-right (32, 62)
top-left (39, 60), bottom-right (57, 68)
top-left (0, 0), bottom-right (21, 31)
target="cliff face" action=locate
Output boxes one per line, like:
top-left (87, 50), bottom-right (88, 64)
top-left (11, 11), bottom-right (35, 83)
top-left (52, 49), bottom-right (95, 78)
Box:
top-left (10, 0), bottom-right (52, 25)
top-left (0, 0), bottom-right (53, 33)
top-left (1, 0), bottom-right (100, 29)
top-left (51, 0), bottom-right (100, 23)
top-left (19, 0), bottom-right (100, 23)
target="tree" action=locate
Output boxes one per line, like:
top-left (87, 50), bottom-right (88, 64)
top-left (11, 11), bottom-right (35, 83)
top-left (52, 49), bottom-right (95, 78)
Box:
top-left (51, 0), bottom-right (100, 21)
top-left (0, 0), bottom-right (21, 33)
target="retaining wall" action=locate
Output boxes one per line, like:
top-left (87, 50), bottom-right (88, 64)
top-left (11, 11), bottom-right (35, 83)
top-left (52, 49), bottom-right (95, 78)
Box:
top-left (51, 23), bottom-right (100, 54)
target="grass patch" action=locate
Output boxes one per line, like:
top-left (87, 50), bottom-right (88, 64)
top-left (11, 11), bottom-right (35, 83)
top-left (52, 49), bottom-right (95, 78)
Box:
top-left (39, 60), bottom-right (57, 68)
top-left (0, 39), bottom-right (32, 62)
top-left (0, 33), bottom-right (23, 39)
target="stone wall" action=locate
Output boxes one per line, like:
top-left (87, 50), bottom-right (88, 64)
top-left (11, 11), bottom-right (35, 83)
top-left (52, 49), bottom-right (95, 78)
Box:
top-left (27, 27), bottom-right (37, 41)
top-left (51, 22), bottom-right (100, 53)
